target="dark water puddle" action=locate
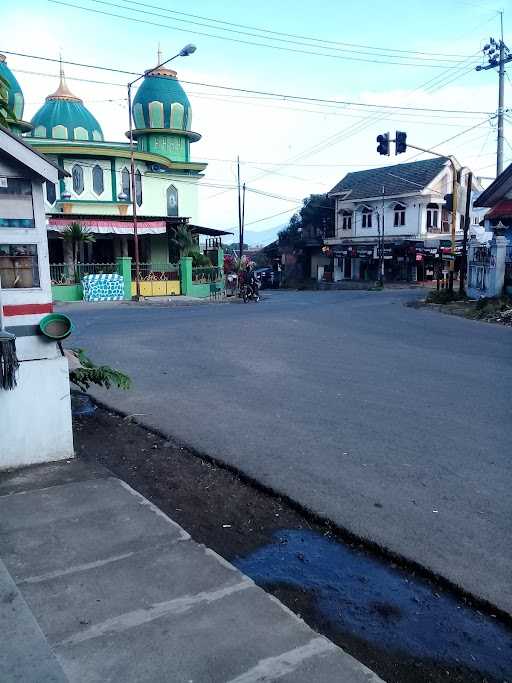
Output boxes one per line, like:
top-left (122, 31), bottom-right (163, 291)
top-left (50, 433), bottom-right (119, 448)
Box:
top-left (234, 529), bottom-right (512, 681)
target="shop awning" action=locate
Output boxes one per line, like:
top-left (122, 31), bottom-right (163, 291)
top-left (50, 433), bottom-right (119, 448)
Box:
top-left (189, 224), bottom-right (233, 237)
top-left (47, 217), bottom-right (167, 235)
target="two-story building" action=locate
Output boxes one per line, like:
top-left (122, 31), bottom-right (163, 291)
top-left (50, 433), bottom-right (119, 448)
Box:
top-left (321, 157), bottom-right (484, 283)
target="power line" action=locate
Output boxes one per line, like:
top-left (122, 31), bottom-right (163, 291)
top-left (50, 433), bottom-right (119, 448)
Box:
top-left (120, 0), bottom-right (469, 59)
top-left (50, 0), bottom-right (474, 68)
top-left (2, 49), bottom-right (490, 115)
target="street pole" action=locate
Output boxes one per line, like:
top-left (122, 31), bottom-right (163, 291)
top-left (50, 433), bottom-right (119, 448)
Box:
top-left (449, 156), bottom-right (458, 292)
top-left (497, 16), bottom-right (505, 175)
top-left (241, 182), bottom-right (246, 259)
top-left (460, 171), bottom-right (473, 296)
top-left (127, 83), bottom-right (141, 300)
top-left (475, 11), bottom-right (511, 176)
top-left (380, 186), bottom-right (385, 286)
top-left (126, 44), bottom-right (196, 300)
top-left (237, 156), bottom-right (243, 262)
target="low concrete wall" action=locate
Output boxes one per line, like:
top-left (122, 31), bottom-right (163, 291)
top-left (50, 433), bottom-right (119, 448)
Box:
top-left (51, 284), bottom-right (83, 302)
top-left (0, 356), bottom-right (74, 470)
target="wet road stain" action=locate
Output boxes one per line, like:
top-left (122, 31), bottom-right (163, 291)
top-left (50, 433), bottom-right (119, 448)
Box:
top-left (234, 529), bottom-right (512, 681)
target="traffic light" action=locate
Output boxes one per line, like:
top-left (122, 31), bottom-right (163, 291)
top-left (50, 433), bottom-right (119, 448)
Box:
top-left (444, 193), bottom-right (453, 211)
top-left (395, 130), bottom-right (407, 154)
top-left (376, 133), bottom-right (390, 156)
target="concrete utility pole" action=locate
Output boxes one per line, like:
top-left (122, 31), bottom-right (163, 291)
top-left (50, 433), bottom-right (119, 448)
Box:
top-left (476, 11), bottom-right (512, 176)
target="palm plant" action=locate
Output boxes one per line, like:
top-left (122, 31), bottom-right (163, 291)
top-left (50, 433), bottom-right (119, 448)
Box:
top-left (61, 222), bottom-right (96, 282)
top-left (0, 75), bottom-right (15, 128)
top-left (169, 225), bottom-right (198, 257)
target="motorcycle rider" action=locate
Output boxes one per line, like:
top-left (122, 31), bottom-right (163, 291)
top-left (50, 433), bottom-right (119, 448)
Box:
top-left (245, 264), bottom-right (259, 299)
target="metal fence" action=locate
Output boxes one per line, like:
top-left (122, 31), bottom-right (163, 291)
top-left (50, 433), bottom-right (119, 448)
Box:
top-left (50, 262), bottom-right (117, 285)
top-left (505, 246), bottom-right (512, 285)
top-left (192, 266), bottom-right (223, 283)
top-left (132, 262), bottom-right (180, 281)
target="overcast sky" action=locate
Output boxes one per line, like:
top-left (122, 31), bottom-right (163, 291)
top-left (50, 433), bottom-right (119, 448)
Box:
top-left (1, 0), bottom-right (509, 236)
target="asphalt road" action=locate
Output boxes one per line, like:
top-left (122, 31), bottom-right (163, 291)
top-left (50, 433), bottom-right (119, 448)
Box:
top-left (65, 290), bottom-right (512, 615)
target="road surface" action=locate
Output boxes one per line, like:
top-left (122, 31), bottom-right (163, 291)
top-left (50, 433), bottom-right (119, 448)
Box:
top-left (65, 290), bottom-right (512, 614)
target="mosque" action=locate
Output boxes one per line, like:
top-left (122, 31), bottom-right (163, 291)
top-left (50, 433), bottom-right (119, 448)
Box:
top-left (0, 53), bottom-right (227, 269)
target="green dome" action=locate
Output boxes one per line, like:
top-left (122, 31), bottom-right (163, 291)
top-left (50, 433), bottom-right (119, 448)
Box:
top-left (0, 53), bottom-right (25, 120)
top-left (132, 68), bottom-right (192, 131)
top-left (29, 70), bottom-right (103, 142)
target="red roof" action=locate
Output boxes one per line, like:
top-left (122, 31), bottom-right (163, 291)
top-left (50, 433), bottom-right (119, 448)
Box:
top-left (487, 199), bottom-right (512, 219)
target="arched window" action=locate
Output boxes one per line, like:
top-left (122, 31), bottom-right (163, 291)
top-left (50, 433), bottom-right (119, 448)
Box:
top-left (121, 167), bottom-right (131, 201)
top-left (361, 206), bottom-right (372, 229)
top-left (340, 210), bottom-right (352, 230)
top-left (135, 170), bottom-right (142, 207)
top-left (426, 202), bottom-right (439, 231)
top-left (167, 185), bottom-right (178, 217)
top-left (393, 203), bottom-right (406, 227)
top-left (46, 182), bottom-right (56, 205)
top-left (92, 164), bottom-right (104, 195)
top-left (72, 164), bottom-right (84, 195)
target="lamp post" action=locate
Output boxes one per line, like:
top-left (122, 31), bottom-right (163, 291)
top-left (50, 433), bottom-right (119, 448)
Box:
top-left (127, 43), bottom-right (196, 299)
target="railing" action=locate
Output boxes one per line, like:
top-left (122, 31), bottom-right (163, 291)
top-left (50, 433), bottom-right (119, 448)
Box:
top-left (470, 247), bottom-right (495, 268)
top-left (192, 266), bottom-right (223, 283)
top-left (132, 262), bottom-right (180, 281)
top-left (50, 262), bottom-right (116, 285)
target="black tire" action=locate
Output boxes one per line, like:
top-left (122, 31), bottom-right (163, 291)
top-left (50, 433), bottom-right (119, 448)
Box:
top-left (242, 287), bottom-right (249, 303)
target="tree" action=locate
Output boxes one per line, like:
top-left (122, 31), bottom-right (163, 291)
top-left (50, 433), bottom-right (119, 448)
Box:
top-left (278, 194), bottom-right (334, 247)
top-left (61, 222), bottom-right (95, 281)
top-left (0, 75), bottom-right (15, 128)
top-left (169, 225), bottom-right (197, 257)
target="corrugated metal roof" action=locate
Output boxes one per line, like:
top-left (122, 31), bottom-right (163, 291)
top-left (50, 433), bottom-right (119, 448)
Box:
top-left (328, 157), bottom-right (448, 200)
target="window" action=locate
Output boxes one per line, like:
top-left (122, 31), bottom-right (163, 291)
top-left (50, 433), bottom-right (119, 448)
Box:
top-left (426, 203), bottom-right (439, 231)
top-left (167, 185), bottom-right (178, 217)
top-left (0, 177), bottom-right (34, 228)
top-left (341, 210), bottom-right (352, 230)
top-left (135, 169), bottom-right (142, 207)
top-left (361, 207), bottom-right (372, 228)
top-left (393, 203), bottom-right (406, 227)
top-left (121, 167), bottom-right (131, 201)
top-left (72, 164), bottom-right (84, 195)
top-left (92, 165), bottom-right (104, 195)
top-left (0, 244), bottom-right (39, 288)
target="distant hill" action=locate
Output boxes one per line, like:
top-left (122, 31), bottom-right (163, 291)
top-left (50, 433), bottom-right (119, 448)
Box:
top-left (243, 224), bottom-right (286, 248)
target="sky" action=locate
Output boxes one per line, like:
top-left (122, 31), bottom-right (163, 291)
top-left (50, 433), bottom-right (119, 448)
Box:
top-left (1, 0), bottom-right (510, 241)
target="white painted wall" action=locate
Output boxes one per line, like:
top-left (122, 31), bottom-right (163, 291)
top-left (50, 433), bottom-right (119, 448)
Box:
top-left (0, 357), bottom-right (73, 470)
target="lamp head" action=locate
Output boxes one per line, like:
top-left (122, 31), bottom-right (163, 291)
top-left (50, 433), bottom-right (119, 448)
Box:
top-left (179, 43), bottom-right (197, 57)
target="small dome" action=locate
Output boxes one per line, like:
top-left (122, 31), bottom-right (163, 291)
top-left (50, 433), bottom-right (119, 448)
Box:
top-left (29, 67), bottom-right (103, 142)
top-left (132, 68), bottom-right (191, 131)
top-left (0, 54), bottom-right (25, 120)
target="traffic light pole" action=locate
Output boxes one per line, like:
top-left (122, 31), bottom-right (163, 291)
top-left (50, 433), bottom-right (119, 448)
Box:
top-left (393, 140), bottom-right (458, 290)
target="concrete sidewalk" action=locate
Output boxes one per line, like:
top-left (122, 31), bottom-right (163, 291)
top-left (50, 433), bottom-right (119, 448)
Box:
top-left (0, 460), bottom-right (383, 683)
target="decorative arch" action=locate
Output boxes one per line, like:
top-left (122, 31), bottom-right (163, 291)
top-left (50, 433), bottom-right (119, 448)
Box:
top-left (33, 125), bottom-right (46, 138)
top-left (148, 101), bottom-right (164, 128)
top-left (360, 205), bottom-right (373, 229)
top-left (135, 169), bottom-right (142, 207)
top-left (133, 102), bottom-right (145, 128)
top-left (74, 126), bottom-right (89, 141)
top-left (92, 164), bottom-right (104, 195)
top-left (170, 102), bottom-right (185, 129)
top-left (166, 185), bottom-right (178, 217)
top-left (72, 164), bottom-right (84, 195)
top-left (52, 125), bottom-right (68, 140)
top-left (121, 167), bottom-right (131, 201)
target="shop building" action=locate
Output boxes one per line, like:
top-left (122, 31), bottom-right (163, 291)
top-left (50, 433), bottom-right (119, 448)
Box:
top-left (319, 158), bottom-right (484, 283)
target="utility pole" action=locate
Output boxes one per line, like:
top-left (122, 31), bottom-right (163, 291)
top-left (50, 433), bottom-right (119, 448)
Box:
top-left (476, 11), bottom-right (512, 176)
top-left (237, 156), bottom-right (243, 261)
top-left (460, 171), bottom-right (473, 296)
top-left (380, 186), bottom-right (385, 286)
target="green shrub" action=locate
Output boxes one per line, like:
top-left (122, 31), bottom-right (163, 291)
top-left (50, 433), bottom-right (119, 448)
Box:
top-left (69, 349), bottom-right (131, 392)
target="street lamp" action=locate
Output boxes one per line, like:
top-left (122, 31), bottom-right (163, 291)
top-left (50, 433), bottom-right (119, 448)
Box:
top-left (127, 44), bottom-right (197, 299)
